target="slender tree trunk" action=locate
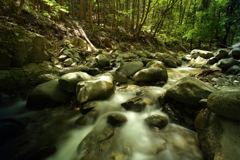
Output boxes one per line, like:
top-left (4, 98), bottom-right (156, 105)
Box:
top-left (136, 0), bottom-right (152, 38)
top-left (89, 0), bottom-right (93, 26)
top-left (96, 0), bottom-right (100, 25)
top-left (17, 0), bottom-right (25, 15)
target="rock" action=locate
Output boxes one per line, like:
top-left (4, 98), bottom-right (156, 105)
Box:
top-left (117, 61), bottom-right (144, 77)
top-left (51, 57), bottom-right (59, 65)
top-left (146, 61), bottom-right (166, 69)
top-left (80, 101), bottom-right (98, 114)
top-left (154, 53), bottom-right (181, 67)
top-left (214, 49), bottom-right (229, 61)
top-left (217, 58), bottom-right (240, 71)
top-left (107, 113), bottom-right (128, 126)
top-left (207, 57), bottom-right (217, 65)
top-left (190, 49), bottom-right (214, 59)
top-left (110, 71), bottom-right (127, 83)
top-left (121, 95), bottom-right (155, 112)
top-left (59, 54), bottom-right (67, 61)
top-left (59, 72), bottom-right (92, 93)
top-left (63, 58), bottom-right (74, 67)
top-left (76, 74), bottom-right (115, 104)
top-left (182, 54), bottom-right (192, 61)
top-left (133, 68), bottom-right (168, 82)
top-left (226, 65), bottom-right (240, 74)
top-left (26, 79), bottom-right (71, 109)
top-left (145, 114), bottom-right (168, 129)
top-left (96, 54), bottom-right (110, 67)
top-left (35, 74), bottom-right (59, 84)
top-left (189, 56), bottom-right (208, 68)
top-left (194, 108), bottom-right (240, 160)
top-left (165, 76), bottom-right (216, 108)
top-left (0, 51), bottom-right (11, 69)
top-left (229, 48), bottom-right (240, 59)
top-left (29, 34), bottom-right (51, 63)
top-left (207, 87), bottom-right (240, 121)
top-left (133, 61), bottom-right (168, 82)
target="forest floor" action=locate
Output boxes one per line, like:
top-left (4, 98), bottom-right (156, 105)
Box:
top-left (0, 2), bottom-right (188, 57)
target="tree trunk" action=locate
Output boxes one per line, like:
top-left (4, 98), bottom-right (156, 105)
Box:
top-left (89, 0), bottom-right (93, 26)
top-left (17, 0), bottom-right (25, 15)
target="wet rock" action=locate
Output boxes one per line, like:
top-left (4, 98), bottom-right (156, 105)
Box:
top-left (76, 74), bottom-right (115, 104)
top-left (145, 114), bottom-right (168, 129)
top-left (59, 71), bottom-right (92, 93)
top-left (165, 76), bottom-right (216, 108)
top-left (226, 65), bottom-right (240, 74)
top-left (96, 54), bottom-right (110, 67)
top-left (214, 49), bottom-right (229, 61)
top-left (195, 108), bottom-right (240, 160)
top-left (207, 87), bottom-right (240, 121)
top-left (189, 56), bottom-right (208, 68)
top-left (229, 48), bottom-right (240, 59)
top-left (133, 61), bottom-right (168, 82)
top-left (182, 54), bottom-right (192, 61)
top-left (80, 101), bottom-right (98, 114)
top-left (190, 49), bottom-right (214, 59)
top-left (121, 95), bottom-right (154, 112)
top-left (133, 68), bottom-right (168, 82)
top-left (110, 71), bottom-right (127, 83)
top-left (154, 53), bottom-right (181, 68)
top-left (107, 113), bottom-right (128, 126)
top-left (26, 79), bottom-right (71, 109)
top-left (217, 58), bottom-right (240, 71)
top-left (117, 61), bottom-right (144, 77)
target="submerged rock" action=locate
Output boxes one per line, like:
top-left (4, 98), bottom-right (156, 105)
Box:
top-left (145, 114), bottom-right (168, 129)
top-left (107, 113), bottom-right (128, 126)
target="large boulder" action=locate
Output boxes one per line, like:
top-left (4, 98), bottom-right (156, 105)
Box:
top-left (190, 49), bottom-right (214, 59)
top-left (117, 61), bottom-right (144, 77)
top-left (59, 72), bottom-right (92, 93)
top-left (133, 61), bottom-right (168, 82)
top-left (214, 49), bottom-right (229, 61)
top-left (133, 68), bottom-right (168, 82)
top-left (165, 76), bottom-right (216, 108)
top-left (217, 58), bottom-right (240, 71)
top-left (76, 74), bottom-right (115, 104)
top-left (154, 53), bottom-right (182, 68)
top-left (26, 79), bottom-right (71, 109)
top-left (195, 108), bottom-right (240, 160)
top-left (207, 87), bottom-right (240, 121)
top-left (189, 56), bottom-right (208, 68)
top-left (96, 54), bottom-right (110, 67)
top-left (226, 65), bottom-right (240, 74)
top-left (229, 48), bottom-right (240, 59)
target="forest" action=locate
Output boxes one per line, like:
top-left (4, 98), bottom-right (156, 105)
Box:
top-left (1, 1), bottom-right (240, 160)
top-left (3, 0), bottom-right (240, 49)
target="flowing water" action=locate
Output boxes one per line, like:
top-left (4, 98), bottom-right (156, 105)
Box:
top-left (45, 66), bottom-right (203, 160)
top-left (0, 65), bottom-right (203, 160)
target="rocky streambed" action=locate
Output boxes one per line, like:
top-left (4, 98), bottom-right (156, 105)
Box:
top-left (1, 45), bottom-right (240, 160)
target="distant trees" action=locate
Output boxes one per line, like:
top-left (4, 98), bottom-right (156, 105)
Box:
top-left (4, 0), bottom-right (240, 47)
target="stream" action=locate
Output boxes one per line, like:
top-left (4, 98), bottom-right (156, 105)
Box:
top-left (0, 66), bottom-right (203, 160)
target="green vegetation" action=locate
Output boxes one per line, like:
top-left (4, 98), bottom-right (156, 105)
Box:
top-left (1, 0), bottom-right (240, 49)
